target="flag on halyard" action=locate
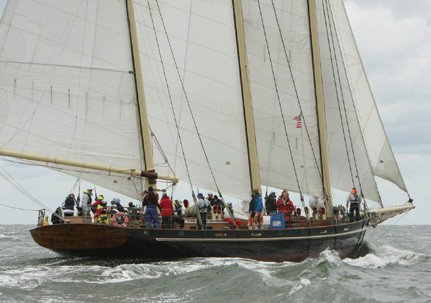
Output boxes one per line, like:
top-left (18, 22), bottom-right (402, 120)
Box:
top-left (293, 114), bottom-right (302, 128)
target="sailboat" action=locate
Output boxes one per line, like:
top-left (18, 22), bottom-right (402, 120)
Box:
top-left (0, 0), bottom-right (414, 262)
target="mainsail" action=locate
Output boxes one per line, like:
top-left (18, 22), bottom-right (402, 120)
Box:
top-left (135, 0), bottom-right (253, 200)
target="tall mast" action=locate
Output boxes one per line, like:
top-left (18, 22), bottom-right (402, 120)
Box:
top-left (232, 0), bottom-right (261, 192)
top-left (308, 0), bottom-right (333, 215)
top-left (126, 0), bottom-right (157, 188)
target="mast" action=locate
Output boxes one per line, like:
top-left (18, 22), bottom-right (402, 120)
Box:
top-left (308, 0), bottom-right (333, 216)
top-left (232, 0), bottom-right (261, 193)
top-left (126, 0), bottom-right (157, 188)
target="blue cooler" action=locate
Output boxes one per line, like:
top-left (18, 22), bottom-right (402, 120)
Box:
top-left (270, 213), bottom-right (285, 229)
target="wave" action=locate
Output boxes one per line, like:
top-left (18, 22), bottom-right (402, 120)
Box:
top-left (344, 245), bottom-right (426, 268)
top-left (0, 233), bottom-right (18, 241)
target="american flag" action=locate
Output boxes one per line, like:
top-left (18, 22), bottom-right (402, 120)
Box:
top-left (293, 114), bottom-right (302, 128)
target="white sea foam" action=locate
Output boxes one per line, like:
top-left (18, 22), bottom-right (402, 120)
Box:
top-left (0, 233), bottom-right (18, 240)
top-left (88, 259), bottom-right (215, 284)
top-left (344, 245), bottom-right (424, 268)
top-left (317, 248), bottom-right (343, 266)
top-left (211, 257), bottom-right (299, 287)
top-left (288, 278), bottom-right (311, 295)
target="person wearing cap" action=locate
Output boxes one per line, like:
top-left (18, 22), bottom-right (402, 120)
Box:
top-left (80, 188), bottom-right (93, 216)
top-left (196, 193), bottom-right (210, 229)
top-left (346, 187), bottom-right (362, 221)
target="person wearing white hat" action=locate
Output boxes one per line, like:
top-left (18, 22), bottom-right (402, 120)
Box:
top-left (80, 188), bottom-right (93, 216)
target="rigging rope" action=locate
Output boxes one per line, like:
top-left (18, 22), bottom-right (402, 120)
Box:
top-left (0, 166), bottom-right (55, 214)
top-left (321, 0), bottom-right (356, 187)
top-left (372, 209), bottom-right (412, 242)
top-left (0, 203), bottom-right (39, 212)
top-left (151, 0), bottom-right (238, 227)
top-left (146, 0), bottom-right (197, 201)
top-left (269, 0), bottom-right (329, 206)
top-left (152, 0), bottom-right (224, 198)
top-left (257, 0), bottom-right (303, 199)
top-left (323, 0), bottom-right (381, 206)
top-left (270, 0), bottom-right (323, 187)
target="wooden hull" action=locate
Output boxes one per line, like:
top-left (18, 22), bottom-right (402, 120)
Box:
top-left (30, 219), bottom-right (368, 262)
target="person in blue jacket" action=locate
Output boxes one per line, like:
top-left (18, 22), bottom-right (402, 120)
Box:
top-left (252, 188), bottom-right (263, 229)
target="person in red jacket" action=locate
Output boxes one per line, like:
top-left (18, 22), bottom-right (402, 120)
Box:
top-left (276, 190), bottom-right (295, 222)
top-left (159, 193), bottom-right (174, 228)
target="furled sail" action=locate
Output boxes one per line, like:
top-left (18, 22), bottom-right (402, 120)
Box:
top-left (0, 0), bottom-right (145, 198)
top-left (134, 0), bottom-right (252, 200)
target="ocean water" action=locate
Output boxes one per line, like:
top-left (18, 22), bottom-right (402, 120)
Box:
top-left (0, 225), bottom-right (430, 303)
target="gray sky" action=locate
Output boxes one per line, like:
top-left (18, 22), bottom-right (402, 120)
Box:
top-left (0, 0), bottom-right (429, 225)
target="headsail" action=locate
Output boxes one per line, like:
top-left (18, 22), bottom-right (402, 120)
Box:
top-left (325, 0), bottom-right (407, 193)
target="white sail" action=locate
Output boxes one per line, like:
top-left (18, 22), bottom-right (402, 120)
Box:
top-left (134, 0), bottom-right (252, 200)
top-left (0, 0), bottom-right (145, 198)
top-left (312, 0), bottom-right (408, 203)
top-left (0, 0), bottom-right (409, 209)
top-left (314, 0), bottom-right (381, 203)
top-left (327, 0), bottom-right (407, 193)
top-left (241, 0), bottom-right (323, 198)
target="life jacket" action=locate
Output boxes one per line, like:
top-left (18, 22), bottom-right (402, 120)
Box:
top-left (93, 202), bottom-right (106, 219)
top-left (97, 212), bottom-right (109, 224)
top-left (83, 192), bottom-right (92, 205)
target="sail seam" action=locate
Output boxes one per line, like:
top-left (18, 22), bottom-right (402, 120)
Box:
top-left (0, 59), bottom-right (130, 74)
